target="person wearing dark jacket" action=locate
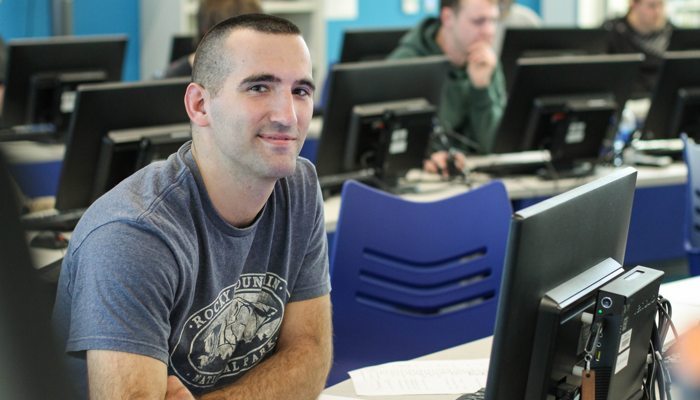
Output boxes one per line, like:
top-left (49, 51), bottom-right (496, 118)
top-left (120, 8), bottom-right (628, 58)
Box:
top-left (603, 0), bottom-right (673, 98)
top-left (163, 0), bottom-right (263, 78)
top-left (387, 0), bottom-right (506, 174)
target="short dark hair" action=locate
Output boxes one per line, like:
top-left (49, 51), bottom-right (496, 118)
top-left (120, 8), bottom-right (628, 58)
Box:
top-left (440, 0), bottom-right (498, 12)
top-left (195, 0), bottom-right (264, 45)
top-left (192, 13), bottom-right (302, 97)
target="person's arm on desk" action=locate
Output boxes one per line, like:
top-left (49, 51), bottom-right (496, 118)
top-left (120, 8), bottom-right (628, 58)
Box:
top-left (167, 294), bottom-right (333, 400)
top-left (87, 294), bottom-right (332, 400)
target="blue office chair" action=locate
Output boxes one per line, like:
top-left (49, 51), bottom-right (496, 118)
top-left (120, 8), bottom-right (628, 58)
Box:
top-left (681, 133), bottom-right (700, 276)
top-left (327, 180), bottom-right (512, 386)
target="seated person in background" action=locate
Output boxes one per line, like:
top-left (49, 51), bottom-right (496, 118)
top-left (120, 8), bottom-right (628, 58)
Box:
top-left (493, 0), bottom-right (542, 56)
top-left (52, 14), bottom-right (332, 400)
top-left (603, 0), bottom-right (673, 98)
top-left (163, 0), bottom-right (263, 78)
top-left (387, 0), bottom-right (506, 175)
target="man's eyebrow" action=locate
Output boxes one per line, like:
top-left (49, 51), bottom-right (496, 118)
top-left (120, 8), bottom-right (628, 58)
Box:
top-left (297, 78), bottom-right (316, 92)
top-left (239, 74), bottom-right (315, 91)
top-left (239, 74), bottom-right (281, 86)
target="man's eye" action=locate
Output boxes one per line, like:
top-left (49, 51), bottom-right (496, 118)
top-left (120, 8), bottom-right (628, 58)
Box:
top-left (250, 85), bottom-right (268, 92)
top-left (294, 88), bottom-right (311, 96)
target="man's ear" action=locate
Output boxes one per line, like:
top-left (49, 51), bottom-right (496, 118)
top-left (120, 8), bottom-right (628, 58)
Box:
top-left (440, 6), bottom-right (456, 28)
top-left (184, 83), bottom-right (211, 128)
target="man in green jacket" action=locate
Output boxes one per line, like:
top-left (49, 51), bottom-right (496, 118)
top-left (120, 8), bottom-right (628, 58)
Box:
top-left (387, 0), bottom-right (506, 173)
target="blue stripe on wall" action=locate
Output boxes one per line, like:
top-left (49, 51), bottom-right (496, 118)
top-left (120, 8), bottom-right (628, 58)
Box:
top-left (327, 0), bottom-right (438, 65)
top-left (73, 0), bottom-right (140, 81)
top-left (328, 0), bottom-right (541, 65)
top-left (0, 0), bottom-right (51, 40)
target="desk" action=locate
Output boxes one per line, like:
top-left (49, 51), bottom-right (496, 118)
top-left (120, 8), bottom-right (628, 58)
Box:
top-left (323, 163), bottom-right (688, 265)
top-left (322, 276), bottom-right (700, 399)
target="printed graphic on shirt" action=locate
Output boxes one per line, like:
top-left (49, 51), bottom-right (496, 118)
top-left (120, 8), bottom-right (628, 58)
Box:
top-left (170, 273), bottom-right (289, 389)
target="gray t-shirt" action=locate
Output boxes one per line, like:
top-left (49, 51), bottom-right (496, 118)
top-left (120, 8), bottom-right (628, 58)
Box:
top-left (52, 142), bottom-right (330, 397)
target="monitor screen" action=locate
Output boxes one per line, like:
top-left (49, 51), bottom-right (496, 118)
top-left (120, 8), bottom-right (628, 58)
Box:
top-left (315, 56), bottom-right (450, 187)
top-left (492, 54), bottom-right (642, 174)
top-left (500, 28), bottom-right (608, 92)
top-left (667, 28), bottom-right (700, 51)
top-left (339, 27), bottom-right (409, 63)
top-left (170, 34), bottom-right (196, 62)
top-left (485, 167), bottom-right (638, 400)
top-left (92, 123), bottom-right (192, 202)
top-left (55, 78), bottom-right (191, 211)
top-left (642, 50), bottom-right (700, 141)
top-left (1, 35), bottom-right (127, 134)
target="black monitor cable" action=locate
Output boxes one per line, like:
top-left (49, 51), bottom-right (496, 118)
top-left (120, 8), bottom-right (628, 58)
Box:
top-left (645, 296), bottom-right (679, 400)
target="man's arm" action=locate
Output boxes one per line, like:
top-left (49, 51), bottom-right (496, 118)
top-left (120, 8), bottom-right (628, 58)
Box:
top-left (87, 350), bottom-right (168, 400)
top-left (199, 293), bottom-right (333, 400)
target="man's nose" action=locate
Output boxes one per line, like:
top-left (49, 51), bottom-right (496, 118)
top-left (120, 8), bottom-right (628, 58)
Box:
top-left (270, 91), bottom-right (298, 127)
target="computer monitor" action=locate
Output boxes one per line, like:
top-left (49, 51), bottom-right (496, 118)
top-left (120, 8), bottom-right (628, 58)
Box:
top-left (54, 77), bottom-right (191, 211)
top-left (170, 34), bottom-right (196, 62)
top-left (492, 54), bottom-right (642, 176)
top-left (92, 123), bottom-right (192, 202)
top-left (485, 167), bottom-right (656, 400)
top-left (339, 27), bottom-right (410, 63)
top-left (0, 151), bottom-right (76, 398)
top-left (500, 28), bottom-right (609, 92)
top-left (641, 51), bottom-right (700, 141)
top-left (1, 35), bottom-right (127, 135)
top-left (667, 28), bottom-right (700, 51)
top-left (315, 56), bottom-right (450, 189)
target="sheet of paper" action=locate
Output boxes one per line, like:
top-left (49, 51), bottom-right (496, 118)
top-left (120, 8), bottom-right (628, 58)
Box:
top-left (317, 395), bottom-right (361, 400)
top-left (348, 359), bottom-right (489, 396)
top-left (659, 276), bottom-right (700, 306)
top-left (324, 0), bottom-right (358, 20)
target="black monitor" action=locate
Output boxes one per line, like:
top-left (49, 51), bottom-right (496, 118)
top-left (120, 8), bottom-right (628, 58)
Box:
top-left (1, 35), bottom-right (127, 135)
top-left (0, 151), bottom-right (76, 398)
top-left (315, 56), bottom-right (450, 189)
top-left (55, 77), bottom-right (191, 211)
top-left (500, 28), bottom-right (608, 92)
top-left (667, 28), bottom-right (700, 51)
top-left (641, 51), bottom-right (700, 141)
top-left (92, 123), bottom-right (192, 202)
top-left (485, 167), bottom-right (656, 400)
top-left (170, 34), bottom-right (196, 62)
top-left (339, 27), bottom-right (410, 63)
top-left (492, 54), bottom-right (642, 176)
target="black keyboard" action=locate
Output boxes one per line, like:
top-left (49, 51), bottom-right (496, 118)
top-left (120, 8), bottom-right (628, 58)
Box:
top-left (471, 162), bottom-right (545, 177)
top-left (456, 388), bottom-right (486, 400)
top-left (0, 124), bottom-right (57, 142)
top-left (21, 208), bottom-right (87, 231)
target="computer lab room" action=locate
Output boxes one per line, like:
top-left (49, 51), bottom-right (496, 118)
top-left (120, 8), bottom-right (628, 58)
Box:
top-left (2, 0), bottom-right (700, 399)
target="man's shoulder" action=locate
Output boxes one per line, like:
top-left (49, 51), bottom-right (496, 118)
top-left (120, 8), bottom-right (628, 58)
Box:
top-left (387, 17), bottom-right (443, 60)
top-left (74, 150), bottom-right (195, 243)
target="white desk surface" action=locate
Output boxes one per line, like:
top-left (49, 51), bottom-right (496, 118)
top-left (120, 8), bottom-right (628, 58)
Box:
top-left (321, 276), bottom-right (700, 399)
top-left (323, 163), bottom-right (688, 233)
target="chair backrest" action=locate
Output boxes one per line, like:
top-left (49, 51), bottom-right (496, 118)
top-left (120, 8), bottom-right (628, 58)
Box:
top-left (682, 134), bottom-right (700, 276)
top-left (327, 180), bottom-right (512, 386)
top-left (682, 134), bottom-right (700, 247)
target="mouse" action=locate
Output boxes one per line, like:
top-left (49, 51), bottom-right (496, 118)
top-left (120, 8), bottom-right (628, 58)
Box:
top-left (30, 230), bottom-right (69, 250)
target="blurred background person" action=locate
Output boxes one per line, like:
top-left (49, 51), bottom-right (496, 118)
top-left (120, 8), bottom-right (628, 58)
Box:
top-left (162, 0), bottom-right (263, 78)
top-left (603, 0), bottom-right (673, 98)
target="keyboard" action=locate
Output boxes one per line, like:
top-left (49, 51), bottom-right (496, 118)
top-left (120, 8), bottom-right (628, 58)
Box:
top-left (471, 162), bottom-right (546, 177)
top-left (456, 388), bottom-right (486, 400)
top-left (21, 208), bottom-right (87, 231)
top-left (0, 123), bottom-right (57, 142)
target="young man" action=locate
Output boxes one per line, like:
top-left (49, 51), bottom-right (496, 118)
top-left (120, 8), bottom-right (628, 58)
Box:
top-left (53, 14), bottom-right (332, 400)
top-left (603, 0), bottom-right (673, 97)
top-left (387, 0), bottom-right (506, 173)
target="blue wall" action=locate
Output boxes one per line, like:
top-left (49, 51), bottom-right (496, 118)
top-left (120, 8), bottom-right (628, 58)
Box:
top-left (328, 0), bottom-right (541, 64)
top-left (0, 0), bottom-right (51, 40)
top-left (327, 0), bottom-right (438, 65)
top-left (73, 0), bottom-right (140, 81)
